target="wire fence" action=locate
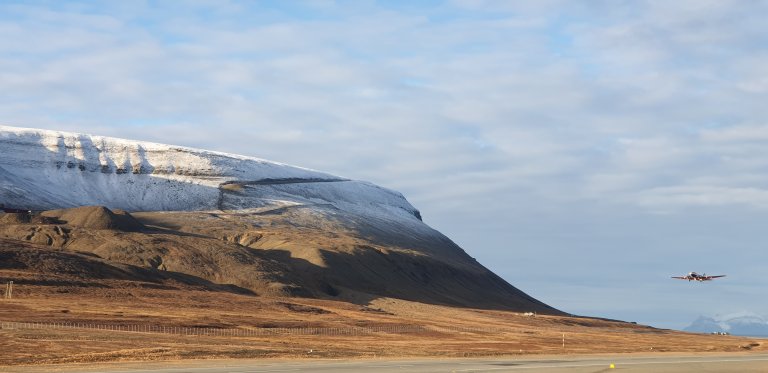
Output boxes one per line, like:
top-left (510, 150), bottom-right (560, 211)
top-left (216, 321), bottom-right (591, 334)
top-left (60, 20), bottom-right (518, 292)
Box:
top-left (0, 321), bottom-right (514, 337)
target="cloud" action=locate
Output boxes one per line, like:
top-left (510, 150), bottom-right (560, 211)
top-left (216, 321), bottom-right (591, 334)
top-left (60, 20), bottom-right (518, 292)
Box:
top-left (636, 186), bottom-right (768, 209)
top-left (700, 124), bottom-right (768, 143)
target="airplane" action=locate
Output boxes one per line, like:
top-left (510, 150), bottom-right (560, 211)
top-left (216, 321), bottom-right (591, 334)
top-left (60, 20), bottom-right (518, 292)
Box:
top-left (671, 272), bottom-right (726, 282)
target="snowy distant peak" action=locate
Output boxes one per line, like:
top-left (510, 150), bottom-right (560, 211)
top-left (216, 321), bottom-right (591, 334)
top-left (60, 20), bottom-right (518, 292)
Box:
top-left (0, 125), bottom-right (421, 220)
top-left (684, 312), bottom-right (768, 336)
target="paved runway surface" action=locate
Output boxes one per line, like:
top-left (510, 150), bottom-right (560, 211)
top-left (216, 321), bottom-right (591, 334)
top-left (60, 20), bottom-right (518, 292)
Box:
top-left (8, 354), bottom-right (768, 372)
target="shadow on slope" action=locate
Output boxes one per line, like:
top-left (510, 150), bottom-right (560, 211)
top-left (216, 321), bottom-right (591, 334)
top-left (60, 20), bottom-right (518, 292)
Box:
top-left (260, 246), bottom-right (559, 314)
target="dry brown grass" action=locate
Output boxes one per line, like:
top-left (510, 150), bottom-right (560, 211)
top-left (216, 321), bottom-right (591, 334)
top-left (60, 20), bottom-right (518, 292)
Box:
top-left (0, 282), bottom-right (765, 366)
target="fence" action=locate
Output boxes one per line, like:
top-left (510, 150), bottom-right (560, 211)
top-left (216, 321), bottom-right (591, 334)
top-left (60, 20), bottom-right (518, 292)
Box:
top-left (0, 321), bottom-right (518, 337)
top-left (0, 321), bottom-right (424, 337)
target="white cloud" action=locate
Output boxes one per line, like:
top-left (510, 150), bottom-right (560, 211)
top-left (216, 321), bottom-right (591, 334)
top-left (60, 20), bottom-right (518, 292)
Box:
top-left (700, 124), bottom-right (768, 143)
top-left (636, 186), bottom-right (768, 209)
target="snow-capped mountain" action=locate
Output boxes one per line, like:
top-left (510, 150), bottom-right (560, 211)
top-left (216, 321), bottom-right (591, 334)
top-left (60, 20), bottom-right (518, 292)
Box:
top-left (684, 312), bottom-right (768, 336)
top-left (0, 125), bottom-right (420, 221)
top-left (0, 125), bottom-right (562, 313)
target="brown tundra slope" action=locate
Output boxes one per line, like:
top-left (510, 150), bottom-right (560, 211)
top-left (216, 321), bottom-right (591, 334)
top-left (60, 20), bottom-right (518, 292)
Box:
top-left (0, 205), bottom-right (558, 313)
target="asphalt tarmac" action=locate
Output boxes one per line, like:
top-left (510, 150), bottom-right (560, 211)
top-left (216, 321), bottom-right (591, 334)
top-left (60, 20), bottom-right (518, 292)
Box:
top-left (6, 354), bottom-right (768, 373)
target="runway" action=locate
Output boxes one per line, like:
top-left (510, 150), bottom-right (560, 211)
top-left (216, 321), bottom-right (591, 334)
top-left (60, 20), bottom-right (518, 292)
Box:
top-left (7, 354), bottom-right (768, 373)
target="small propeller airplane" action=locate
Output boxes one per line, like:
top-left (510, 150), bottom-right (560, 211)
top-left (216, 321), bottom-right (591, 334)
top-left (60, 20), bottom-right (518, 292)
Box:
top-left (671, 272), bottom-right (726, 282)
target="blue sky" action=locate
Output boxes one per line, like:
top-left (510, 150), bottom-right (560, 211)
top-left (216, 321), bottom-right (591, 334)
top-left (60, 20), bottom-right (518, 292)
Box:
top-left (2, 0), bottom-right (768, 329)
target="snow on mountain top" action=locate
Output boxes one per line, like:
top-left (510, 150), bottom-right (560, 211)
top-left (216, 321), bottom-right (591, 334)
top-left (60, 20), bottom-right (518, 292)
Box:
top-left (684, 312), bottom-right (768, 336)
top-left (0, 125), bottom-right (338, 181)
top-left (0, 125), bottom-right (421, 221)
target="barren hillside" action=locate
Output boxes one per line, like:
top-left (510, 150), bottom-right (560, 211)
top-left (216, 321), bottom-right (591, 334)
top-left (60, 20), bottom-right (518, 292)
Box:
top-left (0, 205), bottom-right (556, 312)
top-left (0, 125), bottom-right (558, 313)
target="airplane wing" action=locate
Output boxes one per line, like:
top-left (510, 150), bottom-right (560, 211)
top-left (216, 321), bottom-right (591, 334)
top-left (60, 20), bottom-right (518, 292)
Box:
top-left (671, 276), bottom-right (687, 279)
top-left (703, 275), bottom-right (726, 280)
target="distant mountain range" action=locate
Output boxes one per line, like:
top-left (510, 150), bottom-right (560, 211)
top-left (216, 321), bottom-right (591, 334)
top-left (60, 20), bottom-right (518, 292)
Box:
top-left (684, 312), bottom-right (768, 336)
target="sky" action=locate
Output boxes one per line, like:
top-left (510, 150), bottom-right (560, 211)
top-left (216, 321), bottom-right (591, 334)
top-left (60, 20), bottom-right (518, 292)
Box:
top-left (2, 0), bottom-right (768, 330)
